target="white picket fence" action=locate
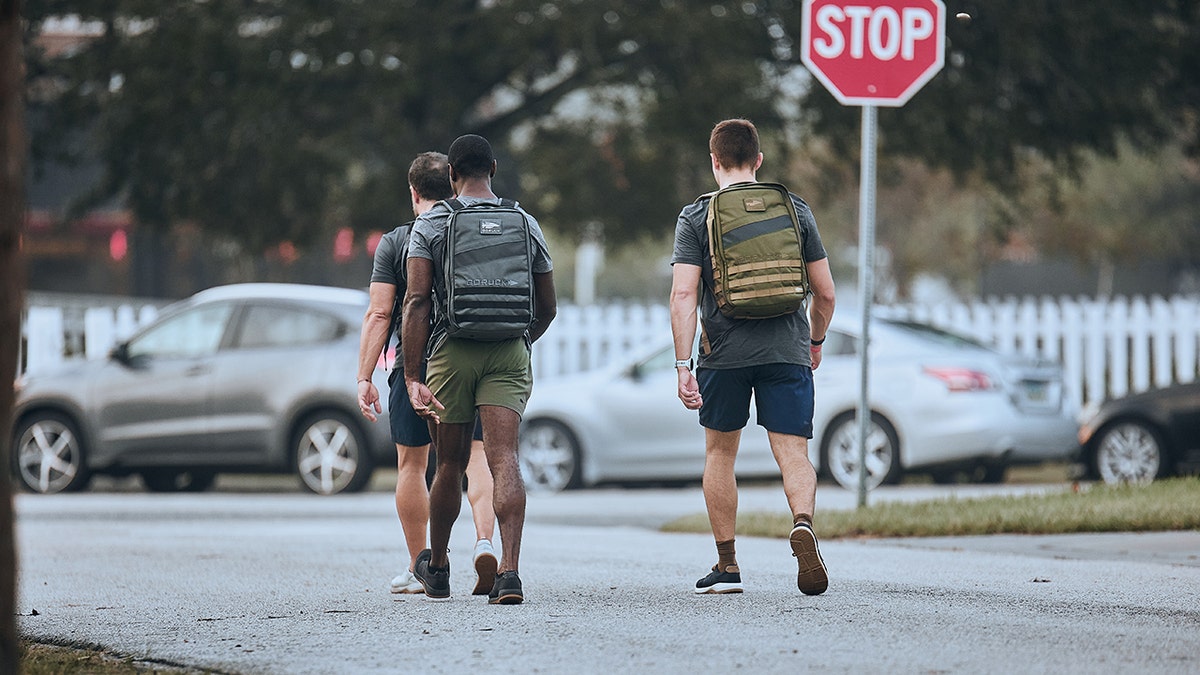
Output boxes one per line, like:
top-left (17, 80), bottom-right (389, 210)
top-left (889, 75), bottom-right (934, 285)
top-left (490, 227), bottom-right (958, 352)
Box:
top-left (19, 294), bottom-right (1200, 410)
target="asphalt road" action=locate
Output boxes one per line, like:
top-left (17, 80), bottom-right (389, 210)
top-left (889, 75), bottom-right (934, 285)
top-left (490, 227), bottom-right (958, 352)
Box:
top-left (14, 484), bottom-right (1200, 674)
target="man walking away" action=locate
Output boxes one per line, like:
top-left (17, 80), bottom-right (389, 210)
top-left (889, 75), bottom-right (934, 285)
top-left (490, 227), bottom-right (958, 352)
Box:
top-left (356, 151), bottom-right (498, 597)
top-left (403, 134), bottom-right (557, 604)
top-left (669, 118), bottom-right (836, 595)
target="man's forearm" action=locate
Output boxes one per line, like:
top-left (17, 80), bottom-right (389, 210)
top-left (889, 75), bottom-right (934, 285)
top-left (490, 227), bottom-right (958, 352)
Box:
top-left (529, 272), bottom-right (557, 343)
top-left (670, 303), bottom-right (697, 360)
top-left (356, 310), bottom-right (391, 381)
top-left (401, 295), bottom-right (431, 385)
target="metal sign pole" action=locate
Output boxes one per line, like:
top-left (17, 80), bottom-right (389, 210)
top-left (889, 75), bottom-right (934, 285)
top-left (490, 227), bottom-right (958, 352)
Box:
top-left (856, 104), bottom-right (877, 509)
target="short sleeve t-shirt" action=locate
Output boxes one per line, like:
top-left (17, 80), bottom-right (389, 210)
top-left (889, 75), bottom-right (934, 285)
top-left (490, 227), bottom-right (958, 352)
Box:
top-left (408, 196), bottom-right (554, 343)
top-left (368, 222), bottom-right (412, 359)
top-left (671, 188), bottom-right (827, 370)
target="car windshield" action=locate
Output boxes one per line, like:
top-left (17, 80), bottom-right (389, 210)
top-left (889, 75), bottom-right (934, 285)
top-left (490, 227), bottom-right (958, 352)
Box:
top-left (879, 319), bottom-right (990, 350)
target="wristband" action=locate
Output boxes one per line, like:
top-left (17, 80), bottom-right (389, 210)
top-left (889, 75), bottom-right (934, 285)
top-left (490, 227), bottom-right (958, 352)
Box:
top-left (810, 336), bottom-right (825, 346)
top-left (356, 378), bottom-right (371, 384)
top-left (810, 344), bottom-right (822, 352)
top-left (675, 358), bottom-right (694, 371)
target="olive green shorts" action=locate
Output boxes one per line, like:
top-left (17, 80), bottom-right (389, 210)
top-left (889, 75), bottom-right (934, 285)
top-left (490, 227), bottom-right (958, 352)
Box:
top-left (426, 336), bottom-right (533, 424)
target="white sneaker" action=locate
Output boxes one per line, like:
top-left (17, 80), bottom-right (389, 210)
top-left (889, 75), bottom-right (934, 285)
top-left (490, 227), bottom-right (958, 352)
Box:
top-left (472, 539), bottom-right (498, 596)
top-left (390, 569), bottom-right (424, 594)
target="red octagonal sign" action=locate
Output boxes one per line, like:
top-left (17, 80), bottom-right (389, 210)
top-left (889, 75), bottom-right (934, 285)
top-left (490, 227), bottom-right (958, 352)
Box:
top-left (801, 0), bottom-right (945, 107)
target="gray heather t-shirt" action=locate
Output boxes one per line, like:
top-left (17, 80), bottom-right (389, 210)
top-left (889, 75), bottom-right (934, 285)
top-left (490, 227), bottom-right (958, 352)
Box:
top-left (368, 222), bottom-right (413, 359)
top-left (407, 196), bottom-right (553, 344)
top-left (671, 188), bottom-right (827, 370)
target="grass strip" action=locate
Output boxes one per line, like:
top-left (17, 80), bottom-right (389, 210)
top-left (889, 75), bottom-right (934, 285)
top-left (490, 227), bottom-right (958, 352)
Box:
top-left (662, 477), bottom-right (1200, 539)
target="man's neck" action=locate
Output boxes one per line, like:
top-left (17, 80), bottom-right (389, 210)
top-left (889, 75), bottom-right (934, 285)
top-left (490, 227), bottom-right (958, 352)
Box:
top-left (454, 178), bottom-right (496, 201)
top-left (716, 170), bottom-right (757, 189)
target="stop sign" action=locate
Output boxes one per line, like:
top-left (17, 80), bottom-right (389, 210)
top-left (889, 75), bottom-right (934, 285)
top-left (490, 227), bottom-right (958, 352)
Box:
top-left (801, 0), bottom-right (945, 107)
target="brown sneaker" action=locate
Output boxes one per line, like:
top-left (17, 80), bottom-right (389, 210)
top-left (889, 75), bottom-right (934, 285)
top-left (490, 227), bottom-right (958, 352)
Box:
top-left (789, 522), bottom-right (828, 595)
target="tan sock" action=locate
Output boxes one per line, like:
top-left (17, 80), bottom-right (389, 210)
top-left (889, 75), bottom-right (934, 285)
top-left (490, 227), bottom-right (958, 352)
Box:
top-left (716, 538), bottom-right (738, 573)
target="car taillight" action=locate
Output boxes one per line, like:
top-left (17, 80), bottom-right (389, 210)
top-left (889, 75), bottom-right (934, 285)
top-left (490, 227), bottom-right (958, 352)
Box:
top-left (923, 366), bottom-right (995, 392)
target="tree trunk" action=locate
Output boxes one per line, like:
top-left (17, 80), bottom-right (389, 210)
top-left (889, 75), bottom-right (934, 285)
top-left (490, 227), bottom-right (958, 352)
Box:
top-left (0, 0), bottom-right (26, 671)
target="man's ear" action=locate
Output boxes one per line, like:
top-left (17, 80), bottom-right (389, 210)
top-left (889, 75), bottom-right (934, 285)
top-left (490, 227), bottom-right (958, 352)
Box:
top-left (489, 160), bottom-right (497, 178)
top-left (710, 153), bottom-right (721, 172)
top-left (753, 152), bottom-right (763, 171)
top-left (448, 164), bottom-right (459, 183)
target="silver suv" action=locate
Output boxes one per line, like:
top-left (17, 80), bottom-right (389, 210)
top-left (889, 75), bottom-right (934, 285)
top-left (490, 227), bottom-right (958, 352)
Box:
top-left (12, 283), bottom-right (393, 495)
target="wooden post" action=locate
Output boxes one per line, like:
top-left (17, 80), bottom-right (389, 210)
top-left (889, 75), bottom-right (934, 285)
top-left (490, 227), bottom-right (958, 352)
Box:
top-left (0, 0), bottom-right (27, 670)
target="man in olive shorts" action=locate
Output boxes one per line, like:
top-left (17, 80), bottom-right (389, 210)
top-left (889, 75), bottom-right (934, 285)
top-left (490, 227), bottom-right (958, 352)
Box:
top-left (670, 118), bottom-right (837, 596)
top-left (402, 134), bottom-right (557, 604)
top-left (356, 151), bottom-right (498, 597)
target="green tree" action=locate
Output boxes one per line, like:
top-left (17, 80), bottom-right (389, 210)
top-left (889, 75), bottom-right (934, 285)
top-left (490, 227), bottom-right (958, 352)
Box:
top-left (26, 2), bottom-right (792, 267)
top-left (1007, 139), bottom-right (1200, 296)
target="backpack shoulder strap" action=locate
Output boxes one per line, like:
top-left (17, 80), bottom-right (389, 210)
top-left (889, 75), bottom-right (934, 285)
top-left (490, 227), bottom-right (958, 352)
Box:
top-left (444, 198), bottom-right (465, 212)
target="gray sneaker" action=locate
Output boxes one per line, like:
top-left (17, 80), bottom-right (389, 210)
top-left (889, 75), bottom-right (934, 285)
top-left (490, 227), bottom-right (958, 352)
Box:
top-left (488, 570), bottom-right (524, 605)
top-left (413, 548), bottom-right (451, 601)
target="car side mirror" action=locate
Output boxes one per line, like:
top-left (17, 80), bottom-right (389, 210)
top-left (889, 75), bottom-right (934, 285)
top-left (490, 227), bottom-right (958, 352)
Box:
top-left (109, 342), bottom-right (130, 363)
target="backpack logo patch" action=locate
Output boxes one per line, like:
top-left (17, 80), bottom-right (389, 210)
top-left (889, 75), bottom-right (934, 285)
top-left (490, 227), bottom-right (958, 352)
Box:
top-left (743, 197), bottom-right (767, 212)
top-left (480, 220), bottom-right (503, 235)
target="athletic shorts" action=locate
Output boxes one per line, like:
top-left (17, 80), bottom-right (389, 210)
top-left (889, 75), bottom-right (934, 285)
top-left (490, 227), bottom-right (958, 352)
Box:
top-left (425, 336), bottom-right (533, 424)
top-left (388, 366), bottom-right (484, 445)
top-left (696, 363), bottom-right (815, 437)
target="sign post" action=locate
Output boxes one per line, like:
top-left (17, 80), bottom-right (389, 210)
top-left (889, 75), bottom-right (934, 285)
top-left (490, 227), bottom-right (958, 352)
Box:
top-left (801, 0), bottom-right (945, 507)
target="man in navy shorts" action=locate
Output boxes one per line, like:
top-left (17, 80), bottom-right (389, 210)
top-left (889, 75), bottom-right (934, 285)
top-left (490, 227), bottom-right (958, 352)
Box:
top-left (356, 151), bottom-right (498, 597)
top-left (669, 119), bottom-right (837, 596)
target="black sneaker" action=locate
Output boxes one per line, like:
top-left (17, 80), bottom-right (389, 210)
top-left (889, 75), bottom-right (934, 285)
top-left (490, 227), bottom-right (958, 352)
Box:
top-left (694, 564), bottom-right (743, 594)
top-left (413, 548), bottom-right (450, 601)
top-left (488, 570), bottom-right (524, 605)
top-left (790, 522), bottom-right (828, 596)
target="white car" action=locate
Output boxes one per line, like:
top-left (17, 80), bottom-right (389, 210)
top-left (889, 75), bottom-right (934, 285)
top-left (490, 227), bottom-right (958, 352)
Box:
top-left (518, 315), bottom-right (1079, 492)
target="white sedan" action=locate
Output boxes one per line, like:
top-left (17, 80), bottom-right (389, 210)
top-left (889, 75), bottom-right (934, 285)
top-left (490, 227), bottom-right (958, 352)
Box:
top-left (518, 315), bottom-right (1079, 492)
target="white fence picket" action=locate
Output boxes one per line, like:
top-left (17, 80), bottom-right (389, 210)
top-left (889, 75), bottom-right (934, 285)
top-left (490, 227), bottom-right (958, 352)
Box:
top-left (18, 294), bottom-right (1200, 408)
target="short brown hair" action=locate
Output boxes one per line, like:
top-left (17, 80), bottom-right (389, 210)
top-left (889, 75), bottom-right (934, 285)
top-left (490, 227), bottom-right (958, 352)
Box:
top-left (408, 151), bottom-right (453, 201)
top-left (709, 118), bottom-right (760, 170)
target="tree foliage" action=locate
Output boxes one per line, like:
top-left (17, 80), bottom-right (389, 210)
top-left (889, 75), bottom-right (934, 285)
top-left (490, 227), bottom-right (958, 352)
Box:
top-left (26, 0), bottom-right (792, 251)
top-left (24, 0), bottom-right (1200, 289)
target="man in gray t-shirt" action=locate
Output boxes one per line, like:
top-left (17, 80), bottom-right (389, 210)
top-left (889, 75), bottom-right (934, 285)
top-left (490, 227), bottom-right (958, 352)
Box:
top-left (355, 152), bottom-right (499, 598)
top-left (402, 134), bottom-right (557, 605)
top-left (670, 119), bottom-right (836, 597)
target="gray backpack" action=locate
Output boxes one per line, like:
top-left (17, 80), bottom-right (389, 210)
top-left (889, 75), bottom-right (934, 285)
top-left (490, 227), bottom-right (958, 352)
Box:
top-left (442, 198), bottom-right (535, 341)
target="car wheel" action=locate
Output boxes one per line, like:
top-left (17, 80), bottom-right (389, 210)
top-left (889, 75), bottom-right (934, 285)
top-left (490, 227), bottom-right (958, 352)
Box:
top-left (1092, 419), bottom-right (1168, 485)
top-left (975, 463), bottom-right (1008, 484)
top-left (12, 412), bottom-right (92, 494)
top-left (293, 411), bottom-right (373, 495)
top-left (518, 419), bottom-right (582, 493)
top-left (140, 469), bottom-right (216, 493)
top-left (821, 412), bottom-right (902, 492)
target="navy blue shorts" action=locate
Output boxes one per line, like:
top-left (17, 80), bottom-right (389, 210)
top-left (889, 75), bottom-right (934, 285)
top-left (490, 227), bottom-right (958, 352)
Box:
top-left (696, 363), bottom-right (815, 437)
top-left (388, 367), bottom-right (483, 446)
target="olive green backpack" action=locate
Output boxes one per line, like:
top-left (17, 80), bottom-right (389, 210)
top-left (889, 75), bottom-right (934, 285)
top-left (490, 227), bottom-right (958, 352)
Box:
top-left (701, 182), bottom-right (809, 319)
